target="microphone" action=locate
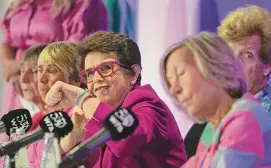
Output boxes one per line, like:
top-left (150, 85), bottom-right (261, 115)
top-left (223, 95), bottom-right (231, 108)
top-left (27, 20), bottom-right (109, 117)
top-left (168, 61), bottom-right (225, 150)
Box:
top-left (0, 108), bottom-right (32, 136)
top-left (0, 111), bottom-right (73, 156)
top-left (59, 108), bottom-right (139, 167)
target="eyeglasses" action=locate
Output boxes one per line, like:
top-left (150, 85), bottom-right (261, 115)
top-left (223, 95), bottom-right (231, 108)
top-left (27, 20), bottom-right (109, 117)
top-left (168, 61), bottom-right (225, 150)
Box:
top-left (80, 61), bottom-right (130, 83)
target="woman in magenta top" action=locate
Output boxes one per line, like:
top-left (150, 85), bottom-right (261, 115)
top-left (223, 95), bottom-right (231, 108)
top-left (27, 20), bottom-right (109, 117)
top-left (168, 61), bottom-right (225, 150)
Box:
top-left (161, 32), bottom-right (271, 167)
top-left (0, 0), bottom-right (107, 118)
top-left (44, 31), bottom-right (187, 168)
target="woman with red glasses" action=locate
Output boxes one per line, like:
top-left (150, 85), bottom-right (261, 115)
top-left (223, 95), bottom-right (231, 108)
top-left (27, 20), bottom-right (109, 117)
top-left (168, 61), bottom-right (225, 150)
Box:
top-left (44, 31), bottom-right (187, 168)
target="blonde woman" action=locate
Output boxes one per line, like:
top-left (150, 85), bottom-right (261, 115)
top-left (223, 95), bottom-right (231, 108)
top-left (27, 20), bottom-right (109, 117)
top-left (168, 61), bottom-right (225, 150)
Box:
top-left (218, 5), bottom-right (271, 115)
top-left (27, 41), bottom-right (82, 168)
top-left (161, 32), bottom-right (271, 167)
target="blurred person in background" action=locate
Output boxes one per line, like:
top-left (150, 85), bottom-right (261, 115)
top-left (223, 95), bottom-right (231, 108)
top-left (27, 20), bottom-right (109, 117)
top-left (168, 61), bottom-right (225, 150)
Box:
top-left (20, 44), bottom-right (47, 117)
top-left (0, 0), bottom-right (107, 119)
top-left (161, 32), bottom-right (271, 167)
top-left (161, 41), bottom-right (207, 159)
top-left (44, 31), bottom-right (187, 168)
top-left (218, 5), bottom-right (271, 115)
top-left (0, 44), bottom-right (47, 167)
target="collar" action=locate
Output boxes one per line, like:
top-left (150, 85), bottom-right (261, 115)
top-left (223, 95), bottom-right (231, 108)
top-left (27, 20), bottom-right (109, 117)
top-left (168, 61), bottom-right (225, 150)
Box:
top-left (254, 84), bottom-right (271, 99)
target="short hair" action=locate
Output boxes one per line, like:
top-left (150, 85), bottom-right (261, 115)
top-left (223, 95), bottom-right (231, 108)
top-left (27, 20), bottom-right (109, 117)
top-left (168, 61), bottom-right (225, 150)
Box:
top-left (161, 32), bottom-right (247, 98)
top-left (39, 41), bottom-right (80, 83)
top-left (77, 31), bottom-right (142, 84)
top-left (21, 44), bottom-right (47, 63)
top-left (218, 5), bottom-right (271, 64)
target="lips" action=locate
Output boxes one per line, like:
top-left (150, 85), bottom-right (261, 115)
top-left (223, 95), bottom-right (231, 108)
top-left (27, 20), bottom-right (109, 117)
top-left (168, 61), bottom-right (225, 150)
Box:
top-left (94, 86), bottom-right (109, 92)
top-left (177, 97), bottom-right (189, 105)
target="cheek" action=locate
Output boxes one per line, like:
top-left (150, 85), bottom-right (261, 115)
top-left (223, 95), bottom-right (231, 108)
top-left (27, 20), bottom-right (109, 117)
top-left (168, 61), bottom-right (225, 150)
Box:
top-left (255, 62), bottom-right (265, 73)
top-left (19, 74), bottom-right (23, 84)
top-left (187, 85), bottom-right (211, 117)
top-left (33, 74), bottom-right (38, 83)
top-left (239, 60), bottom-right (254, 72)
top-left (31, 82), bottom-right (38, 92)
top-left (186, 77), bottom-right (210, 105)
top-left (37, 79), bottom-right (43, 87)
top-left (108, 72), bottom-right (131, 95)
top-left (182, 77), bottom-right (200, 96)
top-left (49, 75), bottom-right (66, 87)
top-left (109, 74), bottom-right (126, 91)
top-left (244, 63), bottom-right (263, 78)
top-left (87, 83), bottom-right (94, 94)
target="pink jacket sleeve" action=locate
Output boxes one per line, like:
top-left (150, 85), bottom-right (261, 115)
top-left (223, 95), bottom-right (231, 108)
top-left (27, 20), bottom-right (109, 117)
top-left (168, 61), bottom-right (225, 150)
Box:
top-left (63, 0), bottom-right (108, 42)
top-left (84, 102), bottom-right (161, 157)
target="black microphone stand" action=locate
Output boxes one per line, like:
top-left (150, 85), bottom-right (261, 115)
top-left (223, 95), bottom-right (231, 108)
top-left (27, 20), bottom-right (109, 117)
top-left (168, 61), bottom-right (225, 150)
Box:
top-left (8, 153), bottom-right (16, 168)
top-left (75, 157), bottom-right (88, 168)
top-left (73, 159), bottom-right (86, 168)
top-left (6, 128), bottom-right (16, 168)
top-left (62, 158), bottom-right (86, 168)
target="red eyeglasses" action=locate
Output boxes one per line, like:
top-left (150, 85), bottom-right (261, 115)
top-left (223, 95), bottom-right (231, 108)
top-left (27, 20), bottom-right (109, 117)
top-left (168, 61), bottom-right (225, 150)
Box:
top-left (80, 61), bottom-right (130, 83)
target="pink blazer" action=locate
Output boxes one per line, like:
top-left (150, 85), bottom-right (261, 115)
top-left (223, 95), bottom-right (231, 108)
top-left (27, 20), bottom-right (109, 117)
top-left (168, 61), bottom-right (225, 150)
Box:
top-left (80, 85), bottom-right (187, 168)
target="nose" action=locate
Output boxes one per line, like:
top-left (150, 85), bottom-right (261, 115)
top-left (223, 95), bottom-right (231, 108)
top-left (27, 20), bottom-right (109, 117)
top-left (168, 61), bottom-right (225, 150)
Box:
top-left (169, 80), bottom-right (182, 96)
top-left (92, 71), bottom-right (104, 83)
top-left (39, 71), bottom-right (48, 84)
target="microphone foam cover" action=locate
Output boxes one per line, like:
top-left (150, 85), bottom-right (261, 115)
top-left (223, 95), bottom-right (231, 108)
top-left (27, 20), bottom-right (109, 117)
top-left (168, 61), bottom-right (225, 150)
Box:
top-left (103, 108), bottom-right (139, 141)
top-left (2, 108), bottom-right (32, 136)
top-left (39, 111), bottom-right (73, 138)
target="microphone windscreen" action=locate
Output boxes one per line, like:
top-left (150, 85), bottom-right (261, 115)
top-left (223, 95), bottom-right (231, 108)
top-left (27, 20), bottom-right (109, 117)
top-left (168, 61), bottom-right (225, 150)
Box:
top-left (103, 108), bottom-right (139, 141)
top-left (39, 111), bottom-right (73, 138)
top-left (2, 108), bottom-right (32, 136)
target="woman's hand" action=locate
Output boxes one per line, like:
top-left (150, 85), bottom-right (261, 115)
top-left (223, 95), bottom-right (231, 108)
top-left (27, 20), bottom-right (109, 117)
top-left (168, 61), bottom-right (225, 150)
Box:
top-left (9, 75), bottom-right (22, 96)
top-left (2, 60), bottom-right (22, 96)
top-left (59, 105), bottom-right (98, 153)
top-left (44, 81), bottom-right (102, 124)
top-left (6, 0), bottom-right (76, 19)
top-left (2, 60), bottom-right (21, 83)
top-left (71, 106), bottom-right (88, 129)
top-left (44, 81), bottom-right (85, 110)
top-left (81, 98), bottom-right (101, 120)
top-left (6, 0), bottom-right (30, 19)
top-left (60, 106), bottom-right (86, 153)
